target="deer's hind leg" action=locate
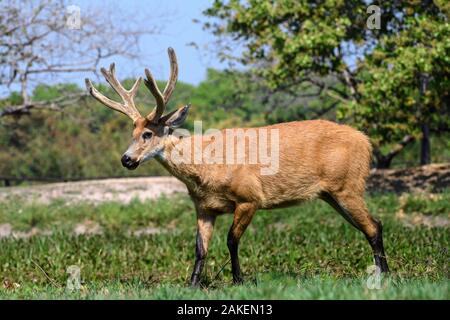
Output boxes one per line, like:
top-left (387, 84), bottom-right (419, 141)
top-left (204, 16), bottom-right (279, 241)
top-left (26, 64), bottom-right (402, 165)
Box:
top-left (321, 191), bottom-right (389, 273)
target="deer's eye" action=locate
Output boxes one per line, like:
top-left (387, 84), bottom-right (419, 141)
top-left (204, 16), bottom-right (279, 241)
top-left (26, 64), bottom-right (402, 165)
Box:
top-left (142, 131), bottom-right (153, 140)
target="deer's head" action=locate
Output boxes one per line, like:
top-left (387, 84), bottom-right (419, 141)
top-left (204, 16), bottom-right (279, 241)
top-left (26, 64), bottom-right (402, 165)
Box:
top-left (85, 48), bottom-right (189, 170)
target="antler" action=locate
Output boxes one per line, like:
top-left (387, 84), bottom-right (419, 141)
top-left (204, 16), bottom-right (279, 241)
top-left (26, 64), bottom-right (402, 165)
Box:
top-left (85, 63), bottom-right (142, 122)
top-left (145, 47), bottom-right (178, 123)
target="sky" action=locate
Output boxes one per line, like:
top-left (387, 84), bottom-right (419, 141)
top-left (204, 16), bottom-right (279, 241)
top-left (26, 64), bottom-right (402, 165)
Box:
top-left (0, 0), bottom-right (233, 98)
top-left (75, 0), bottom-right (229, 85)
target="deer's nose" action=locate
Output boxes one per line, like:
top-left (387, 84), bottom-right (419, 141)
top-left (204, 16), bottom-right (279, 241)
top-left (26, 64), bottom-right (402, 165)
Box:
top-left (121, 154), bottom-right (139, 170)
top-left (121, 154), bottom-right (131, 165)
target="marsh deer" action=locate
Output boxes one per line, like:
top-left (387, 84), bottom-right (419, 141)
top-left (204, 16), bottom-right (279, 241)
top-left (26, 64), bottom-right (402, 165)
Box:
top-left (85, 48), bottom-right (389, 287)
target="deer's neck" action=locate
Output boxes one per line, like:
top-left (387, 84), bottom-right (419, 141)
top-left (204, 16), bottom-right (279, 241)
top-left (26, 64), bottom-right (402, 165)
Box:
top-left (155, 135), bottom-right (201, 188)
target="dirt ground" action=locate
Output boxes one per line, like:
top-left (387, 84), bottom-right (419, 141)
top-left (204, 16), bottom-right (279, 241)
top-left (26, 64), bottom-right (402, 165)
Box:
top-left (0, 165), bottom-right (448, 237)
top-left (0, 176), bottom-right (187, 204)
top-left (367, 163), bottom-right (450, 193)
top-left (0, 163), bottom-right (448, 204)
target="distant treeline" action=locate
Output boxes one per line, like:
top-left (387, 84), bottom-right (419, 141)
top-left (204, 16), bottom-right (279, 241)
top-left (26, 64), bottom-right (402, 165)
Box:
top-left (0, 69), bottom-right (449, 186)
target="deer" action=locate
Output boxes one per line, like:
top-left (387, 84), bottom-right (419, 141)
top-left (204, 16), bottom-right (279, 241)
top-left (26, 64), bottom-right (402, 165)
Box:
top-left (85, 47), bottom-right (389, 287)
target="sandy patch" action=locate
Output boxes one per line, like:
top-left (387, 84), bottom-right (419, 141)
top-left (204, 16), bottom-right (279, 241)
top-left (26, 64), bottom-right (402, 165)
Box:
top-left (0, 223), bottom-right (52, 239)
top-left (74, 219), bottom-right (103, 236)
top-left (395, 210), bottom-right (449, 228)
top-left (0, 177), bottom-right (187, 205)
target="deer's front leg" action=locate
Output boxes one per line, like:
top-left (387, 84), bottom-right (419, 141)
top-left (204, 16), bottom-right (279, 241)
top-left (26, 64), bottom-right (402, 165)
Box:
top-left (227, 203), bottom-right (257, 284)
top-left (190, 212), bottom-right (216, 287)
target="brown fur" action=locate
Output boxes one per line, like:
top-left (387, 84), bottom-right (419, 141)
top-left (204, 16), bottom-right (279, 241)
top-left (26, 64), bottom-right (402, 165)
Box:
top-left (157, 120), bottom-right (375, 233)
top-left (87, 52), bottom-right (387, 285)
top-left (142, 119), bottom-right (384, 284)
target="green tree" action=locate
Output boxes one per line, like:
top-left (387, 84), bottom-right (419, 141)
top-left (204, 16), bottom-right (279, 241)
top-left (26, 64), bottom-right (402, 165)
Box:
top-left (203, 0), bottom-right (450, 168)
top-left (191, 68), bottom-right (341, 128)
top-left (347, 14), bottom-right (450, 167)
top-left (0, 71), bottom-right (252, 183)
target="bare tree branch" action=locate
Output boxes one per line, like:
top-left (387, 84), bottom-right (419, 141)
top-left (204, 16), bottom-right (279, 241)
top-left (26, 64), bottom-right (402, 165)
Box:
top-left (0, 0), bottom-right (165, 118)
top-left (0, 92), bottom-right (89, 117)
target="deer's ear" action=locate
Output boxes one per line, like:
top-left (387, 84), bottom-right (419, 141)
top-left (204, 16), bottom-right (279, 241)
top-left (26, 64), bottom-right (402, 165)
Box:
top-left (162, 104), bottom-right (190, 128)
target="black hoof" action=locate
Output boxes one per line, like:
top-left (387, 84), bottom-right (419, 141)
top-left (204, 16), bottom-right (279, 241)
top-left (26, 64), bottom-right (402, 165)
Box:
top-left (368, 219), bottom-right (390, 273)
top-left (378, 258), bottom-right (390, 273)
top-left (233, 276), bottom-right (244, 285)
top-left (190, 275), bottom-right (201, 288)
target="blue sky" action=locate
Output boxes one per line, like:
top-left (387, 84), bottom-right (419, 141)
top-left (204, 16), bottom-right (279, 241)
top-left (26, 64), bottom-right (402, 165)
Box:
top-left (76, 0), bottom-right (228, 85)
top-left (0, 0), bottom-right (231, 98)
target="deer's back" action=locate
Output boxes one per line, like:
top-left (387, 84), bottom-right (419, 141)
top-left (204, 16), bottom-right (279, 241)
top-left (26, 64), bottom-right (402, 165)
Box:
top-left (178, 120), bottom-right (372, 212)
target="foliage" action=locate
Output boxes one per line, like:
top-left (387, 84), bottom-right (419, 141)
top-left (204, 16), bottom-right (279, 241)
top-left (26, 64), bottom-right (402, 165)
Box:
top-left (345, 8), bottom-right (450, 150)
top-left (1, 68), bottom-right (449, 183)
top-left (203, 0), bottom-right (450, 166)
top-left (0, 71), bottom-right (251, 180)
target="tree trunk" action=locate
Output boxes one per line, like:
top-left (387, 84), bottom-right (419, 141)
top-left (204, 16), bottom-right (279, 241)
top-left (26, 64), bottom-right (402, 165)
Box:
top-left (374, 135), bottom-right (415, 169)
top-left (419, 74), bottom-right (431, 166)
top-left (420, 122), bottom-right (431, 165)
top-left (375, 155), bottom-right (393, 169)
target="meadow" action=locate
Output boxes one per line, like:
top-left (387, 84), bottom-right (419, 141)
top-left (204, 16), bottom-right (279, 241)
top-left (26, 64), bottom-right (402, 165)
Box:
top-left (0, 191), bottom-right (448, 299)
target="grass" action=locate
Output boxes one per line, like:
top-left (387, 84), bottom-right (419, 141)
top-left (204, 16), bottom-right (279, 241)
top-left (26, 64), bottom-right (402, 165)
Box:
top-left (0, 191), bottom-right (448, 299)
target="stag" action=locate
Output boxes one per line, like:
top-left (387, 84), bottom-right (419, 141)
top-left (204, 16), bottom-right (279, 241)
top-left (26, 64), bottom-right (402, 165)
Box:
top-left (85, 48), bottom-right (389, 287)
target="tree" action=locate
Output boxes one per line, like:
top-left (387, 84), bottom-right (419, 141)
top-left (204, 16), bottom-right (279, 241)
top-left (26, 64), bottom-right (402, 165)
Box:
top-left (348, 13), bottom-right (450, 167)
top-left (0, 0), bottom-right (161, 117)
top-left (0, 80), bottom-right (181, 182)
top-left (203, 0), bottom-right (450, 167)
top-left (190, 68), bottom-right (341, 128)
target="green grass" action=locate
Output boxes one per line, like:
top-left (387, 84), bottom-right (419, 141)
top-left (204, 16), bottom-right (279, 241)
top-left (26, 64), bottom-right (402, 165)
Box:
top-left (0, 191), bottom-right (448, 299)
